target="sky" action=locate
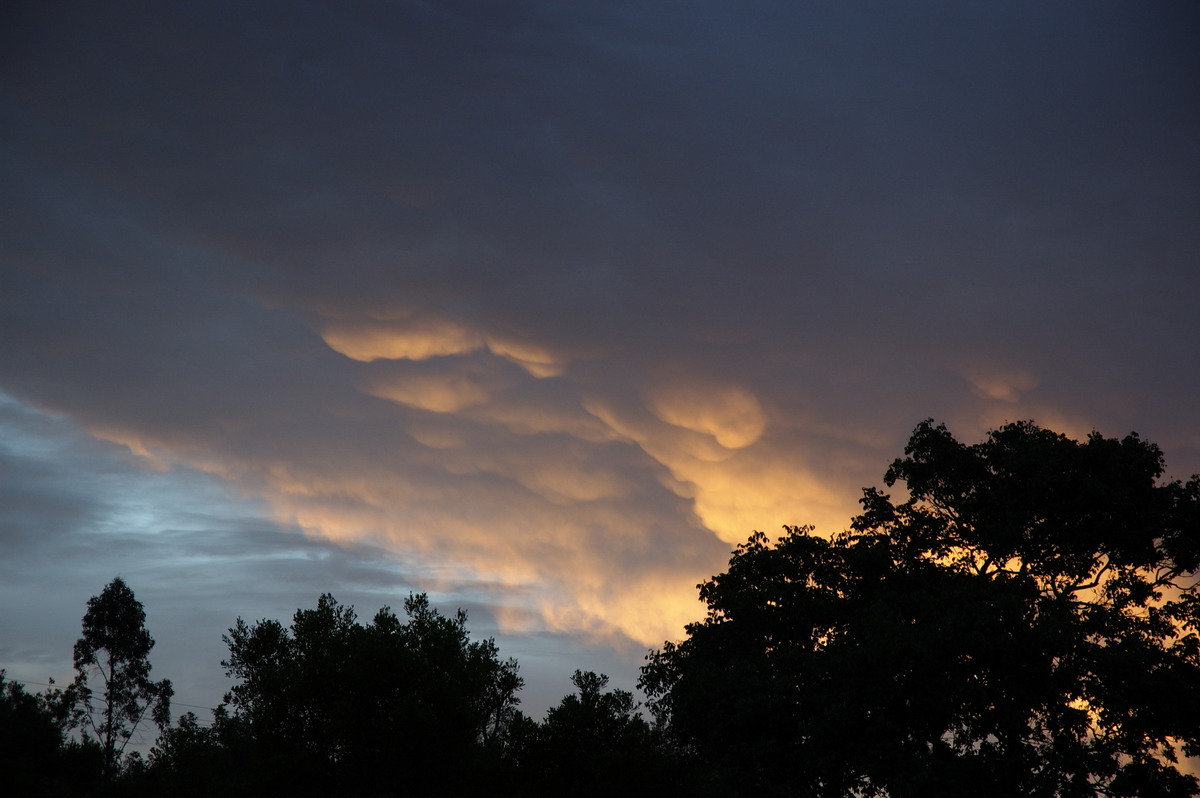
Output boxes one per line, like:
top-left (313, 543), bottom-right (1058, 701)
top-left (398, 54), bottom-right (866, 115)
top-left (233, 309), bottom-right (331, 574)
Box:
top-left (2, 0), bottom-right (1199, 735)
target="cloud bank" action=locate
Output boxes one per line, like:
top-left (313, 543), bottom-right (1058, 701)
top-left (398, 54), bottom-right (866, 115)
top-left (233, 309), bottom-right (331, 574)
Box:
top-left (2, 1), bottom-right (1198, 662)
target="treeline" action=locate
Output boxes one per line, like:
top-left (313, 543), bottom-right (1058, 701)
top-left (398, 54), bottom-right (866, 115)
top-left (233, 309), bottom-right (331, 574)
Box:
top-left (2, 584), bottom-right (690, 798)
top-left (5, 419), bottom-right (1200, 797)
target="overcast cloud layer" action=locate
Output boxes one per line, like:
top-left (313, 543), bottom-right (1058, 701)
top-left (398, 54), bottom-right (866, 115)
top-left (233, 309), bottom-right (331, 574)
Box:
top-left (3, 1), bottom-right (1199, 719)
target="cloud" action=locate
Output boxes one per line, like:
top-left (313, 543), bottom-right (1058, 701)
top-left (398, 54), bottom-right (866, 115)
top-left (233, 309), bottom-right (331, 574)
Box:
top-left (322, 316), bottom-right (484, 363)
top-left (646, 382), bottom-right (767, 450)
top-left (0, 390), bottom-right (657, 720)
top-left (962, 367), bottom-right (1040, 404)
top-left (2, 0), bottom-right (1199, 707)
top-left (365, 368), bottom-right (493, 414)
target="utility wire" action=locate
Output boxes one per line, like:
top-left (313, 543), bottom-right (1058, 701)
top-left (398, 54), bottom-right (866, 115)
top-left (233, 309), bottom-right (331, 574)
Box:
top-left (6, 677), bottom-right (221, 715)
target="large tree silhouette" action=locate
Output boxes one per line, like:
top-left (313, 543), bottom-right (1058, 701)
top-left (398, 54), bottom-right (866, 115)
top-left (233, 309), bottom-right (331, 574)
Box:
top-left (67, 577), bottom-right (172, 777)
top-left (641, 420), bottom-right (1200, 797)
top-left (210, 592), bottom-right (524, 796)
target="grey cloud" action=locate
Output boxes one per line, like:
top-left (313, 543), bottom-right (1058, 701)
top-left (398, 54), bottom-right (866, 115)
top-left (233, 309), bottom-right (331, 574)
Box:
top-left (2, 0), bottom-right (1199, 727)
top-left (0, 393), bottom-right (611, 721)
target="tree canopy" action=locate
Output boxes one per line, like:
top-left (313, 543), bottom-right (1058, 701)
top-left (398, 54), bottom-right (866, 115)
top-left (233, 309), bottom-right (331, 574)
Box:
top-left (640, 420), bottom-right (1200, 797)
top-left (0, 670), bottom-right (103, 796)
top-left (508, 669), bottom-right (684, 797)
top-left (201, 592), bottom-right (524, 796)
top-left (67, 577), bottom-right (172, 778)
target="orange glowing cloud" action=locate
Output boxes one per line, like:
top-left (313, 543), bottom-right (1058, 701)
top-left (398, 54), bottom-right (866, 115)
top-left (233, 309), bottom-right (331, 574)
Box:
top-left (961, 366), bottom-right (1039, 403)
top-left (248, 459), bottom-right (708, 645)
top-left (485, 337), bottom-right (565, 378)
top-left (584, 388), bottom-right (855, 544)
top-left (77, 329), bottom-right (870, 648)
top-left (646, 382), bottom-right (767, 449)
top-left (321, 317), bottom-right (483, 362)
top-left (669, 452), bottom-right (849, 544)
top-left (365, 372), bottom-right (491, 413)
top-left (321, 314), bottom-right (568, 377)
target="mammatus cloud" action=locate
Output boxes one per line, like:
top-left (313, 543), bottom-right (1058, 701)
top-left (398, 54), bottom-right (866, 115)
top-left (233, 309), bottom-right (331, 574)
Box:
top-left (322, 313), bottom-right (568, 378)
top-left (2, 0), bottom-right (1199, 673)
top-left (366, 368), bottom-right (494, 414)
top-left (296, 296), bottom-right (874, 643)
top-left (645, 383), bottom-right (766, 450)
top-left (60, 301), bottom-right (864, 645)
top-left (322, 316), bottom-right (485, 363)
top-left (580, 388), bottom-right (850, 543)
top-left (961, 366), bottom-right (1040, 404)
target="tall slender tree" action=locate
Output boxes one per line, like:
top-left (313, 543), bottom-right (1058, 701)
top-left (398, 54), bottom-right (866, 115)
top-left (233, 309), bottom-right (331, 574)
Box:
top-left (68, 576), bottom-right (173, 776)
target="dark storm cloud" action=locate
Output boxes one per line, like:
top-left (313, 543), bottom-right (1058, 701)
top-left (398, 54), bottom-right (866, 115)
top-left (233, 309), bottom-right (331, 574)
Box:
top-left (2, 0), bottom-right (1199, 665)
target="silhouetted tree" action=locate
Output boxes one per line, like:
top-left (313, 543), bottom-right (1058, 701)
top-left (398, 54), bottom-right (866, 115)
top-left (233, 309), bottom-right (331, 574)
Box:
top-left (641, 420), bottom-right (1200, 797)
top-left (66, 577), bottom-right (172, 778)
top-left (141, 708), bottom-right (248, 798)
top-left (0, 670), bottom-right (104, 796)
top-left (209, 592), bottom-right (524, 797)
top-left (511, 670), bottom-right (685, 797)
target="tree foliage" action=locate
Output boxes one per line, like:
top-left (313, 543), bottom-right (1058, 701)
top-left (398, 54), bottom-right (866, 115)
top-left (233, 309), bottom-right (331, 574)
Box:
top-left (67, 577), bottom-right (172, 777)
top-left (509, 670), bottom-right (682, 797)
top-left (0, 670), bottom-right (103, 796)
top-left (207, 592), bottom-right (524, 796)
top-left (641, 420), bottom-right (1200, 797)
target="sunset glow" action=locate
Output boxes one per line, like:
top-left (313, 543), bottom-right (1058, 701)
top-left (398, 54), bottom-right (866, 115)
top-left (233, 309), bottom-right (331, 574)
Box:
top-left (2, 1), bottom-right (1197, 730)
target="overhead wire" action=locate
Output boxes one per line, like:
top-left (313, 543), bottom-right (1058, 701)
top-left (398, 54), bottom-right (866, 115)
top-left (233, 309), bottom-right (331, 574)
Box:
top-left (5, 676), bottom-right (220, 726)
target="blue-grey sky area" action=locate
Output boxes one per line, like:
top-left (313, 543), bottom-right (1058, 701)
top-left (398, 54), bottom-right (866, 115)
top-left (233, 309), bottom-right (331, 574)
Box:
top-left (2, 0), bottom-right (1198, 737)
